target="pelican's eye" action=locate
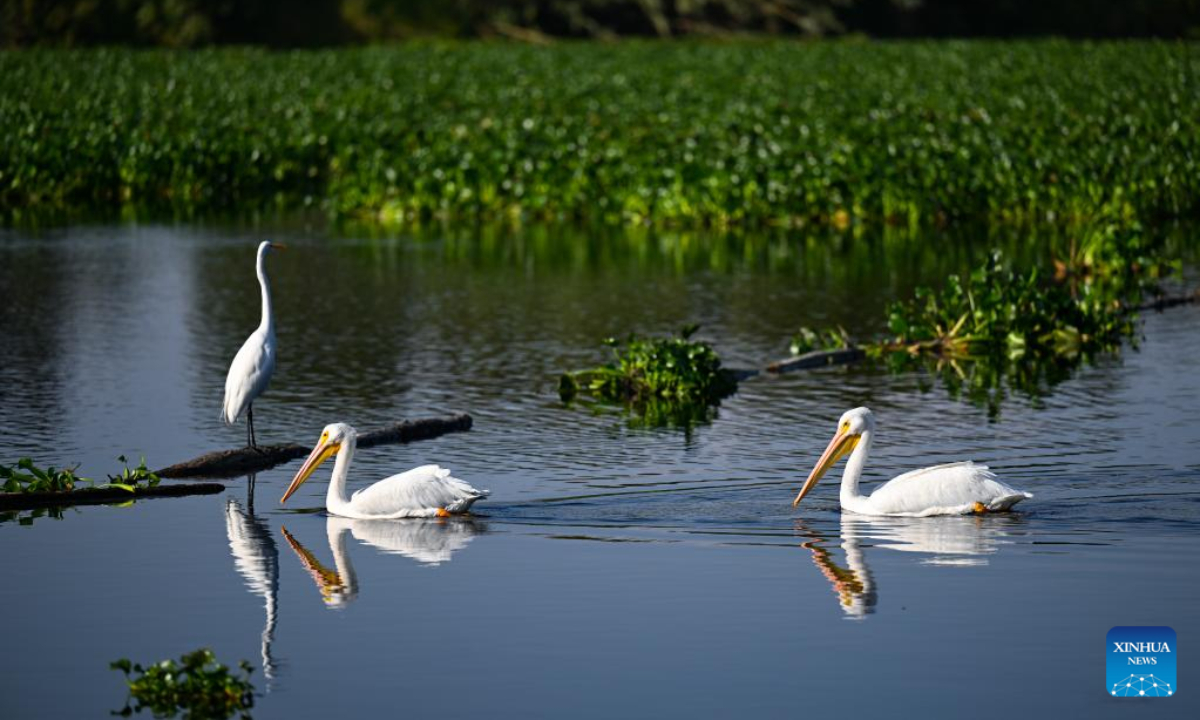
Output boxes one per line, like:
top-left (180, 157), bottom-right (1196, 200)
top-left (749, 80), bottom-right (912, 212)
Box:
top-left (840, 421), bottom-right (850, 434)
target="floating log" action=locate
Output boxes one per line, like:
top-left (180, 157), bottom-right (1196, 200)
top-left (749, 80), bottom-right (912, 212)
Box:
top-left (766, 347), bottom-right (865, 374)
top-left (157, 413), bottom-right (474, 479)
top-left (0, 483), bottom-right (225, 511)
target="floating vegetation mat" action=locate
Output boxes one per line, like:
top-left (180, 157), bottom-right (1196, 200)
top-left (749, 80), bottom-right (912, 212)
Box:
top-left (786, 220), bottom-right (1189, 417)
top-left (560, 326), bottom-right (738, 427)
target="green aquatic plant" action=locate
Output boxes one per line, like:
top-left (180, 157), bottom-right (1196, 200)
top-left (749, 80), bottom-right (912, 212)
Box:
top-left (104, 455), bottom-right (163, 493)
top-left (881, 222), bottom-right (1169, 362)
top-left (111, 649), bottom-right (254, 720)
top-left (560, 326), bottom-right (737, 423)
top-left (878, 251), bottom-right (1132, 360)
top-left (1, 42), bottom-right (1197, 227)
top-left (790, 220), bottom-right (1181, 416)
top-left (1, 456), bottom-right (166, 495)
top-left (0, 458), bottom-right (89, 494)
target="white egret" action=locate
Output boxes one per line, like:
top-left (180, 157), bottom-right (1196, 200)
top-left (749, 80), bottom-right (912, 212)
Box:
top-left (222, 240), bottom-right (285, 448)
top-left (280, 423), bottom-right (488, 518)
top-left (792, 407), bottom-right (1031, 517)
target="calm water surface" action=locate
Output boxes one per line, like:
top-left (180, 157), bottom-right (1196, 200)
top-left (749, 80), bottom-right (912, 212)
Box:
top-left (1, 223), bottom-right (1197, 718)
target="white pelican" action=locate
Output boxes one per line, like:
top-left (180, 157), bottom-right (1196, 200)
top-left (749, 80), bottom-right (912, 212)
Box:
top-left (280, 423), bottom-right (488, 519)
top-left (222, 240), bottom-right (284, 448)
top-left (792, 407), bottom-right (1031, 517)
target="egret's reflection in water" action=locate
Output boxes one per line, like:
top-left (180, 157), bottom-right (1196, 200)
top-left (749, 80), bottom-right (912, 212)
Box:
top-left (223, 475), bottom-right (280, 683)
top-left (799, 513), bottom-right (1018, 619)
top-left (282, 516), bottom-right (486, 608)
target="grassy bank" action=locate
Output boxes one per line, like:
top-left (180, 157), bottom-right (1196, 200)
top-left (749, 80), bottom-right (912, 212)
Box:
top-left (2, 41), bottom-right (1197, 226)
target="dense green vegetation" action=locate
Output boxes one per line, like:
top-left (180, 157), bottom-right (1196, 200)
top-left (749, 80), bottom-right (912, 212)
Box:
top-left (112, 649), bottom-right (255, 719)
top-left (560, 326), bottom-right (737, 424)
top-left (2, 41), bottom-right (1197, 227)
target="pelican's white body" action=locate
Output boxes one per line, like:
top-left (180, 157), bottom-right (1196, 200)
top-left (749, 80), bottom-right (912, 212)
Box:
top-left (312, 424), bottom-right (488, 519)
top-left (825, 408), bottom-right (1031, 517)
top-left (222, 241), bottom-right (277, 426)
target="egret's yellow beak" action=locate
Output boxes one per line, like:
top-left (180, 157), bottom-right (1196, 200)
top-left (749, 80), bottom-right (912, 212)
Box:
top-left (281, 432), bottom-right (339, 504)
top-left (269, 242), bottom-right (287, 250)
top-left (793, 423), bottom-right (860, 507)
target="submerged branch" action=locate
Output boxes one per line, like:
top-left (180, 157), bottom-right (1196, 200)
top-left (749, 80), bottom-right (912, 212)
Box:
top-left (157, 414), bottom-right (473, 479)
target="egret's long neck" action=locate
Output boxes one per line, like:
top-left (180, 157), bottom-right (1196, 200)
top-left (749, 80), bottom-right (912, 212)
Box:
top-left (256, 250), bottom-right (274, 334)
top-left (840, 429), bottom-right (873, 507)
top-left (326, 434), bottom-right (357, 509)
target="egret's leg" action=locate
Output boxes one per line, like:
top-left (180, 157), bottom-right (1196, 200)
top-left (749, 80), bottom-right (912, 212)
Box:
top-left (248, 404), bottom-right (256, 449)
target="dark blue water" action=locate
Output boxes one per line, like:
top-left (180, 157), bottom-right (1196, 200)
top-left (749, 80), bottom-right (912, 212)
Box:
top-left (1, 224), bottom-right (1197, 718)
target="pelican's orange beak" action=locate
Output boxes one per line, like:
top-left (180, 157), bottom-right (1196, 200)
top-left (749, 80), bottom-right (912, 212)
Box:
top-left (281, 431), bottom-right (339, 504)
top-left (793, 423), bottom-right (860, 507)
top-left (269, 242), bottom-right (287, 250)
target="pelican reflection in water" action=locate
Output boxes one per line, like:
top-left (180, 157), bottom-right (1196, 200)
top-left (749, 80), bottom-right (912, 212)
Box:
top-left (282, 516), bottom-right (484, 608)
top-left (224, 481), bottom-right (279, 683)
top-left (798, 518), bottom-right (875, 619)
top-left (799, 513), bottom-right (1019, 619)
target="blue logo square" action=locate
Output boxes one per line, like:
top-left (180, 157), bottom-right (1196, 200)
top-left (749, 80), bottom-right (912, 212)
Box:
top-left (1107, 626), bottom-right (1176, 697)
